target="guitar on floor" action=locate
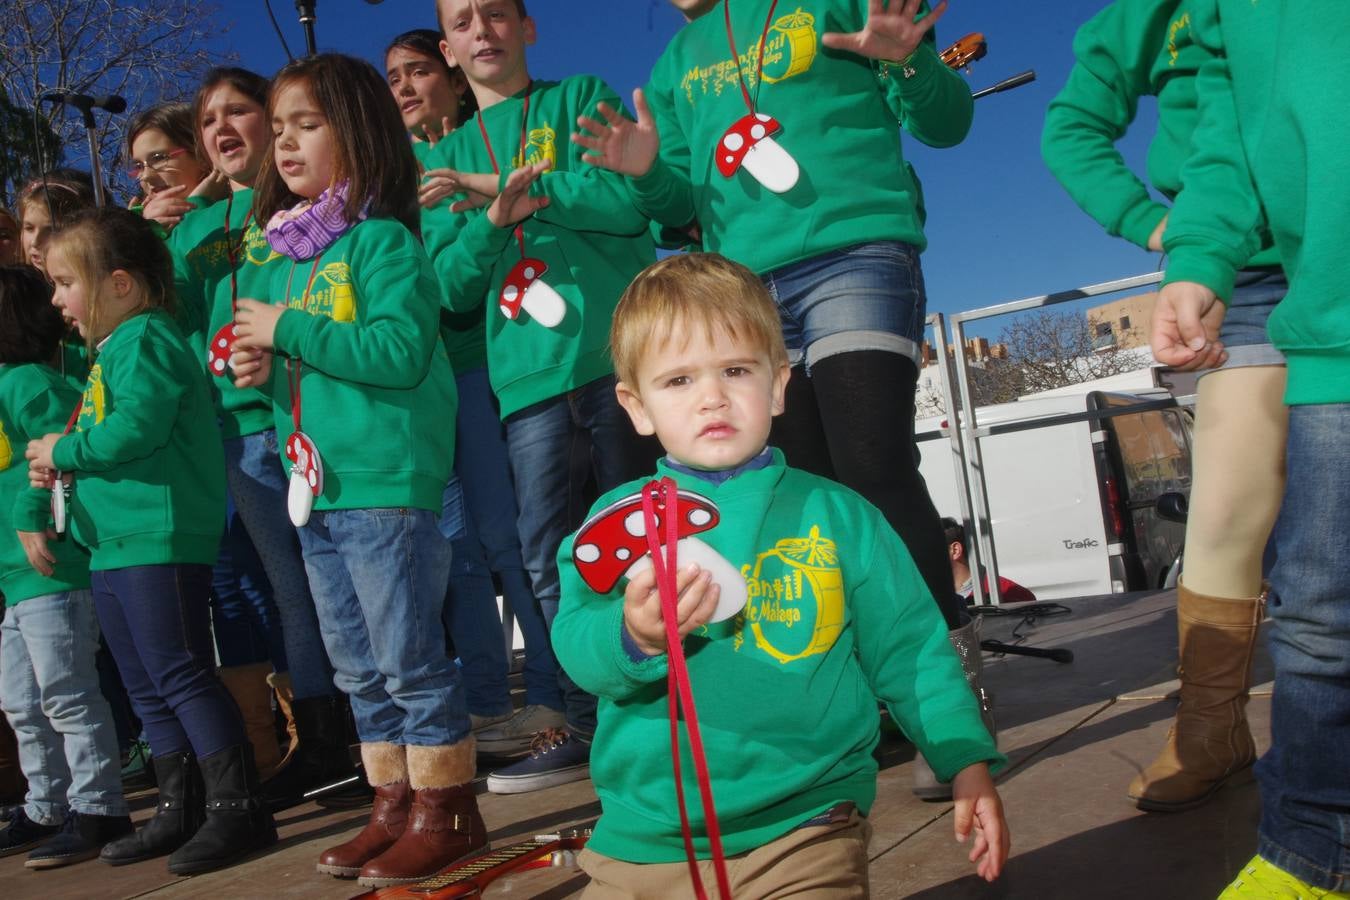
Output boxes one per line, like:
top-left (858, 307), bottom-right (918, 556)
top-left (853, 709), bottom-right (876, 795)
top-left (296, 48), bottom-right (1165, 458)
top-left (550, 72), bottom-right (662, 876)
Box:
top-left (350, 827), bottom-right (592, 899)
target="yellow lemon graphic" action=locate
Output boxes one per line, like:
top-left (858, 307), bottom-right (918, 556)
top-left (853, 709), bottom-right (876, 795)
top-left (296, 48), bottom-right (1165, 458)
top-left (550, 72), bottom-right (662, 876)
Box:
top-left (762, 9), bottom-right (817, 84)
top-left (746, 525), bottom-right (845, 664)
top-left (0, 420), bottom-right (11, 470)
top-left (80, 366), bottom-right (106, 427)
top-left (515, 125), bottom-right (557, 170)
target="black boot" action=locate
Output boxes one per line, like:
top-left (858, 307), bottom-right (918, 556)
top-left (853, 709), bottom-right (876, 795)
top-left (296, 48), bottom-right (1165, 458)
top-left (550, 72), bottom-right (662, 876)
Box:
top-left (26, 810), bottom-right (134, 869)
top-left (262, 694), bottom-right (356, 810)
top-left (167, 744), bottom-right (277, 875)
top-left (101, 751), bottom-right (204, 866)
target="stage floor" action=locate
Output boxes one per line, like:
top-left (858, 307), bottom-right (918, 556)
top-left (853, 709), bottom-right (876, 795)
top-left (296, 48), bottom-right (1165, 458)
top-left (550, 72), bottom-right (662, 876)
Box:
top-left (3, 588), bottom-right (1271, 899)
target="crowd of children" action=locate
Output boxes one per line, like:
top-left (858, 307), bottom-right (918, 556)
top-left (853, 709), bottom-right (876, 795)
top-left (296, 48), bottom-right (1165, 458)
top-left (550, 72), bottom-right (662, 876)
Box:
top-left (0, 0), bottom-right (1342, 895)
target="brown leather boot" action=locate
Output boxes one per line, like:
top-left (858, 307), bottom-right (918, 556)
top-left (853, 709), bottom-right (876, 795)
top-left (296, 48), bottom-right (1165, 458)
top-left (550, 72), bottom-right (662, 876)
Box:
top-left (265, 671), bottom-right (300, 773)
top-left (316, 743), bottom-right (409, 878)
top-left (356, 741), bottom-right (486, 888)
top-left (1128, 582), bottom-right (1263, 812)
top-left (219, 663), bottom-right (283, 780)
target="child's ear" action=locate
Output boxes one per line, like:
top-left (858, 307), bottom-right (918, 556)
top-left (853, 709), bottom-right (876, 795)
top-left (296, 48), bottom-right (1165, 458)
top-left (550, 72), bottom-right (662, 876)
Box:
top-left (109, 268), bottom-right (134, 299)
top-left (522, 15), bottom-right (537, 46)
top-left (770, 362), bottom-right (790, 417)
top-left (615, 380), bottom-right (656, 436)
top-left (439, 37), bottom-right (458, 69)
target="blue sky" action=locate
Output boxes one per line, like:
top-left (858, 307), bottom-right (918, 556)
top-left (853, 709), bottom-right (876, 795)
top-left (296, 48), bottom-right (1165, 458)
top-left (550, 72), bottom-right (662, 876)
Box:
top-left (220, 0), bottom-right (1160, 336)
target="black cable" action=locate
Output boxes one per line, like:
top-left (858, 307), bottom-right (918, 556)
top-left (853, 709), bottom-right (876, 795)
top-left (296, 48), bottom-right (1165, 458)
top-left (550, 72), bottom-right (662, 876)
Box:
top-left (968, 601), bottom-right (1073, 646)
top-left (263, 0), bottom-right (296, 62)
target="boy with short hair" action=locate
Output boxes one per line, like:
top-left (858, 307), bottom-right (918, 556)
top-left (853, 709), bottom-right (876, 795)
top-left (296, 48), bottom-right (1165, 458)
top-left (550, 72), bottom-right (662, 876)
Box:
top-left (422, 0), bottom-right (658, 791)
top-left (552, 253), bottom-right (1008, 895)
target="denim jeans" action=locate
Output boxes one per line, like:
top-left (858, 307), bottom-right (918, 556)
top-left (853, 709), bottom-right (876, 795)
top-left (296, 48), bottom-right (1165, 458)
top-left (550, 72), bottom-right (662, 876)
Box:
top-left (211, 496), bottom-right (287, 669)
top-left (0, 591), bottom-right (127, 823)
top-left (453, 366), bottom-right (561, 712)
top-left (297, 507), bottom-right (470, 747)
top-left (223, 429), bottom-right (336, 700)
top-left (1201, 267), bottom-right (1288, 376)
top-left (1256, 403), bottom-right (1350, 891)
top-left (92, 565), bottom-right (246, 759)
top-left (762, 240), bottom-right (927, 371)
top-left (504, 375), bottom-right (654, 738)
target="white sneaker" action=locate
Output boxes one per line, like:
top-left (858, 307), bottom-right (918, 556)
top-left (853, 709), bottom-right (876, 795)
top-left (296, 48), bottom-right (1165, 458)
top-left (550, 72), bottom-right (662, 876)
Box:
top-left (475, 705), bottom-right (567, 755)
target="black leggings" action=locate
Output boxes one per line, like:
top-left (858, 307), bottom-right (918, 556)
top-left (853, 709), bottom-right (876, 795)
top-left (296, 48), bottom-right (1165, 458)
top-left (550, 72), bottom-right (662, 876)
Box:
top-left (770, 350), bottom-right (964, 629)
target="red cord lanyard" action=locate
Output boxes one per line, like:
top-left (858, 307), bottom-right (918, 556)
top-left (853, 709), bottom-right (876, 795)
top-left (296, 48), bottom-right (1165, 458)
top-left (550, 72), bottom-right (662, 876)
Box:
top-left (724, 0), bottom-right (782, 114)
top-left (283, 257), bottom-right (323, 432)
top-left (641, 478), bottom-right (732, 900)
top-left (475, 82), bottom-right (532, 259)
top-left (223, 191), bottom-right (253, 316)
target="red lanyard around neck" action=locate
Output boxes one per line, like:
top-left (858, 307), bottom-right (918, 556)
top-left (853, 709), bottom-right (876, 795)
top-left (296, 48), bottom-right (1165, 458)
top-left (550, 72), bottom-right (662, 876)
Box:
top-left (476, 82), bottom-right (532, 259)
top-left (724, 0), bottom-right (782, 114)
top-left (283, 256), bottom-right (323, 432)
top-left (224, 190), bottom-right (253, 317)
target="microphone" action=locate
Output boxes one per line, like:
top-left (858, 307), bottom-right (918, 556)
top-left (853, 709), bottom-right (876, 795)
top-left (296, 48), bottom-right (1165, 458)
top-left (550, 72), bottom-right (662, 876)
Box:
top-left (39, 90), bottom-right (128, 114)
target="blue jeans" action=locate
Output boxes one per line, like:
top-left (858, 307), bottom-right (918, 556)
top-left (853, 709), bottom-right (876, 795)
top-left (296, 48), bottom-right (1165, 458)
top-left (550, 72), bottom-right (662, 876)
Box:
top-left (762, 240), bottom-right (927, 371)
top-left (505, 375), bottom-right (653, 738)
top-left (453, 366), bottom-right (560, 711)
top-left (0, 591), bottom-right (126, 823)
top-left (1203, 267), bottom-right (1288, 376)
top-left (224, 429), bottom-right (336, 700)
top-left (92, 565), bottom-right (246, 759)
top-left (297, 508), bottom-right (470, 747)
top-left (211, 496), bottom-right (287, 669)
top-left (1256, 403), bottom-right (1350, 891)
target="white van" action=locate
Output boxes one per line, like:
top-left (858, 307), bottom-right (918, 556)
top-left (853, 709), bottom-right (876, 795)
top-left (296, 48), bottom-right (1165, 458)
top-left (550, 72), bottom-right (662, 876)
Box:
top-left (916, 391), bottom-right (1193, 601)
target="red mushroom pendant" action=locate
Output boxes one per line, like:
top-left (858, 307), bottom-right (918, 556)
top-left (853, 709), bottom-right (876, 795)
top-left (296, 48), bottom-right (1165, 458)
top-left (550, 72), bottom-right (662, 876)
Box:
top-left (206, 322), bottom-right (236, 378)
top-left (572, 487), bottom-right (747, 623)
top-left (715, 112), bottom-right (800, 194)
top-left (284, 430), bottom-right (324, 527)
top-left (500, 257), bottom-right (566, 328)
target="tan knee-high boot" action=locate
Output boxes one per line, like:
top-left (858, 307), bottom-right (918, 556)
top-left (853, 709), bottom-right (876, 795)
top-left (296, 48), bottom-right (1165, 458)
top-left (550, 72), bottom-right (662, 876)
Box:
top-left (218, 663), bottom-right (283, 780)
top-left (357, 740), bottom-right (487, 888)
top-left (316, 742), bottom-right (409, 878)
top-left (1128, 582), bottom-right (1262, 811)
top-left (265, 671), bottom-right (300, 773)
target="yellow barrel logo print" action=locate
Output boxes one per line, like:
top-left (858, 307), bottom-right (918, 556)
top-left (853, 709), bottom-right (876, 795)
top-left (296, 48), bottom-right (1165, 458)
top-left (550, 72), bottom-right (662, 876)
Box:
top-left (761, 9), bottom-right (817, 84)
top-left (0, 420), bottom-right (11, 470)
top-left (514, 125), bottom-right (557, 170)
top-left (321, 263), bottom-right (356, 322)
top-left (743, 526), bottom-right (845, 664)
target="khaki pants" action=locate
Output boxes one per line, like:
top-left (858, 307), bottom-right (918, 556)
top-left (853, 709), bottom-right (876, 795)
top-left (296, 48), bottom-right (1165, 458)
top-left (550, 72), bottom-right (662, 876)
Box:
top-left (579, 808), bottom-right (872, 898)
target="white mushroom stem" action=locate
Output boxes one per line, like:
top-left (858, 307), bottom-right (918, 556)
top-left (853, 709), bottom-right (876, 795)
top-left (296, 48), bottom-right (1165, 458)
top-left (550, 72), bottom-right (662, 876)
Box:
top-left (741, 137), bottom-right (799, 194)
top-left (622, 536), bottom-right (748, 623)
top-left (520, 278), bottom-right (567, 328)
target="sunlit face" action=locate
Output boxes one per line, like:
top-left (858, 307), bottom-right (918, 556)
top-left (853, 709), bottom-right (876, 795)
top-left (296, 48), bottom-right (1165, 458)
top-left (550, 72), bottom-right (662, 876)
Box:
top-left (129, 127), bottom-right (208, 197)
top-left (20, 201), bottom-right (53, 273)
top-left (386, 46), bottom-right (466, 137)
top-left (44, 244), bottom-right (94, 338)
top-left (438, 0), bottom-right (535, 94)
top-left (271, 80), bottom-right (335, 202)
top-left (617, 322), bottom-right (788, 470)
top-left (200, 83), bottom-right (269, 187)
top-left (0, 212), bottom-right (19, 265)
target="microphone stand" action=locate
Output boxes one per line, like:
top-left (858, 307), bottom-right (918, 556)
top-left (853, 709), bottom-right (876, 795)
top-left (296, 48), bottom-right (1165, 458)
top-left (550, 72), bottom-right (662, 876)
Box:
top-left (296, 0), bottom-right (317, 56)
top-left (73, 102), bottom-right (110, 209)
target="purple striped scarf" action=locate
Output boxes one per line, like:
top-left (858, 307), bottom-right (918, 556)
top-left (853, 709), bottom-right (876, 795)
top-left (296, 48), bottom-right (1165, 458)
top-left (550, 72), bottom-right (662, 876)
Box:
top-left (265, 182), bottom-right (368, 260)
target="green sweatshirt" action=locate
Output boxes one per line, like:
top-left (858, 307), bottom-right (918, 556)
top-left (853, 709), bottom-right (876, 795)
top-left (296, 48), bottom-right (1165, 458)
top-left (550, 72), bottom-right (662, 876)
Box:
top-left (629, 0), bottom-right (971, 275)
top-left (412, 138), bottom-right (490, 376)
top-left (1042, 0), bottom-right (1275, 265)
top-left (553, 451), bottom-right (1004, 863)
top-left (1161, 0), bottom-right (1350, 404)
top-left (269, 217), bottom-right (456, 512)
top-left (169, 188), bottom-right (286, 439)
top-left (420, 76), bottom-right (656, 419)
top-left (59, 337), bottom-right (90, 392)
top-left (1, 364), bottom-right (91, 605)
top-left (51, 311), bottom-right (225, 570)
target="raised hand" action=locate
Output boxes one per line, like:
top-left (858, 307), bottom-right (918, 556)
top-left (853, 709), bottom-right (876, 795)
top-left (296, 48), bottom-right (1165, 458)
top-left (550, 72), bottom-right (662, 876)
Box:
top-left (821, 0), bottom-right (948, 63)
top-left (422, 115), bottom-right (456, 148)
top-left (486, 160), bottom-right (552, 228)
top-left (140, 184), bottom-right (196, 231)
top-left (572, 88), bottom-right (659, 178)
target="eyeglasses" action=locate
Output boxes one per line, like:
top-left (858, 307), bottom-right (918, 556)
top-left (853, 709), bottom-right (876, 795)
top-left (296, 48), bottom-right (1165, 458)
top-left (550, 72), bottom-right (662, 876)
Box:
top-left (125, 147), bottom-right (189, 179)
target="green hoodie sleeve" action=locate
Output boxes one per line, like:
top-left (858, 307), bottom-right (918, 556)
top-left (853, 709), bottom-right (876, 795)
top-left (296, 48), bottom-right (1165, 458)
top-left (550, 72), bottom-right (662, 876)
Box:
top-left (1042, 0), bottom-right (1173, 249)
top-left (421, 199), bottom-right (517, 316)
top-left (877, 19), bottom-right (974, 149)
top-left (853, 518), bottom-right (1006, 782)
top-left (531, 78), bottom-right (651, 237)
top-left (1160, 0), bottom-right (1262, 301)
top-left (272, 247), bottom-right (441, 391)
top-left (51, 339), bottom-right (186, 474)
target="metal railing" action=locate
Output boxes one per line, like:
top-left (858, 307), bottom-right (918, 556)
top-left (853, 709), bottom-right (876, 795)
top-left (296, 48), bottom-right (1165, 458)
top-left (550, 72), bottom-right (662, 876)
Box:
top-left (926, 271), bottom-right (1165, 606)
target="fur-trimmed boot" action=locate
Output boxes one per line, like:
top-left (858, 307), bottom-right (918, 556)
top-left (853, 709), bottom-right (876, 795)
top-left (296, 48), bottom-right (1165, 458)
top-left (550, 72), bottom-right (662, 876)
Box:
top-left (219, 663), bottom-right (284, 780)
top-left (356, 741), bottom-right (487, 887)
top-left (166, 744), bottom-right (277, 875)
top-left (316, 743), bottom-right (410, 878)
top-left (1128, 582), bottom-right (1262, 812)
top-left (100, 751), bottom-right (204, 865)
top-left (912, 616), bottom-right (997, 801)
